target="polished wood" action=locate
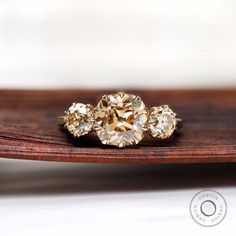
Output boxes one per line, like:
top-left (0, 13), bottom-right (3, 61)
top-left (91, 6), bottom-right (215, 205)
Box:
top-left (0, 89), bottom-right (235, 164)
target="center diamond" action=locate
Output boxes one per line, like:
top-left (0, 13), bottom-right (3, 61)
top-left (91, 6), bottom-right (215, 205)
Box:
top-left (94, 92), bottom-right (148, 147)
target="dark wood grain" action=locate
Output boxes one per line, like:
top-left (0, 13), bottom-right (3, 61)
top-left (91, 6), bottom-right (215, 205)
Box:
top-left (0, 89), bottom-right (236, 164)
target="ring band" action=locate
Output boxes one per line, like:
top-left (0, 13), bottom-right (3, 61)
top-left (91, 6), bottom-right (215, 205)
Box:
top-left (58, 92), bottom-right (182, 148)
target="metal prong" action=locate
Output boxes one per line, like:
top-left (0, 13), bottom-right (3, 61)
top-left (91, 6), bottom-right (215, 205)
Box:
top-left (57, 115), bottom-right (66, 126)
top-left (176, 118), bottom-right (183, 129)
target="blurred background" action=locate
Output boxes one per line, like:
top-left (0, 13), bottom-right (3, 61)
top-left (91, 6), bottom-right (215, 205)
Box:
top-left (0, 1), bottom-right (236, 236)
top-left (1, 0), bottom-right (236, 89)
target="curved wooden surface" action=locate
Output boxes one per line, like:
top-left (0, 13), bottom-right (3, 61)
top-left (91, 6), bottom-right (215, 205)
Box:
top-left (0, 89), bottom-right (236, 164)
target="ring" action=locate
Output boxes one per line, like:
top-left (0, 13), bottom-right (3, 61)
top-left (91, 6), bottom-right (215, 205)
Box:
top-left (58, 92), bottom-right (182, 148)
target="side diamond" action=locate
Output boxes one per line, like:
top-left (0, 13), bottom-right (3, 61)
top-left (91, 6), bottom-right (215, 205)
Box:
top-left (147, 105), bottom-right (177, 139)
top-left (64, 103), bottom-right (94, 137)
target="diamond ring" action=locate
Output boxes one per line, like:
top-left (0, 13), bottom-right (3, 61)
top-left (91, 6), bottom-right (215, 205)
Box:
top-left (58, 92), bottom-right (182, 148)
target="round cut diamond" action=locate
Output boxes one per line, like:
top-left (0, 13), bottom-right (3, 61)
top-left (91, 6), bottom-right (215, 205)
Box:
top-left (147, 105), bottom-right (177, 139)
top-left (64, 103), bottom-right (94, 137)
top-left (94, 92), bottom-right (147, 147)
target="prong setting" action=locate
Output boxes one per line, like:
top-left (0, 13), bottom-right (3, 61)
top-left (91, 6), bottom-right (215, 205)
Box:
top-left (62, 103), bottom-right (95, 137)
top-left (59, 93), bottom-right (181, 147)
top-left (147, 105), bottom-right (178, 139)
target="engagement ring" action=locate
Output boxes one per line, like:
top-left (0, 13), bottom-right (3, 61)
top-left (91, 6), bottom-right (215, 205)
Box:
top-left (58, 92), bottom-right (182, 148)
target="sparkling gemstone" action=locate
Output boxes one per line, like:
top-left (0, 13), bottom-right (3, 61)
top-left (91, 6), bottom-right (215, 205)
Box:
top-left (94, 92), bottom-right (148, 147)
top-left (147, 105), bottom-right (177, 139)
top-left (64, 103), bottom-right (94, 137)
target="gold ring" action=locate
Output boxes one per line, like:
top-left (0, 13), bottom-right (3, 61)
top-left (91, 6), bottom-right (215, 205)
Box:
top-left (58, 92), bottom-right (182, 148)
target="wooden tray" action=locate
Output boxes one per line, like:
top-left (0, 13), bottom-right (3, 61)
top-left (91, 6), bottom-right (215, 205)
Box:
top-left (0, 89), bottom-right (235, 164)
